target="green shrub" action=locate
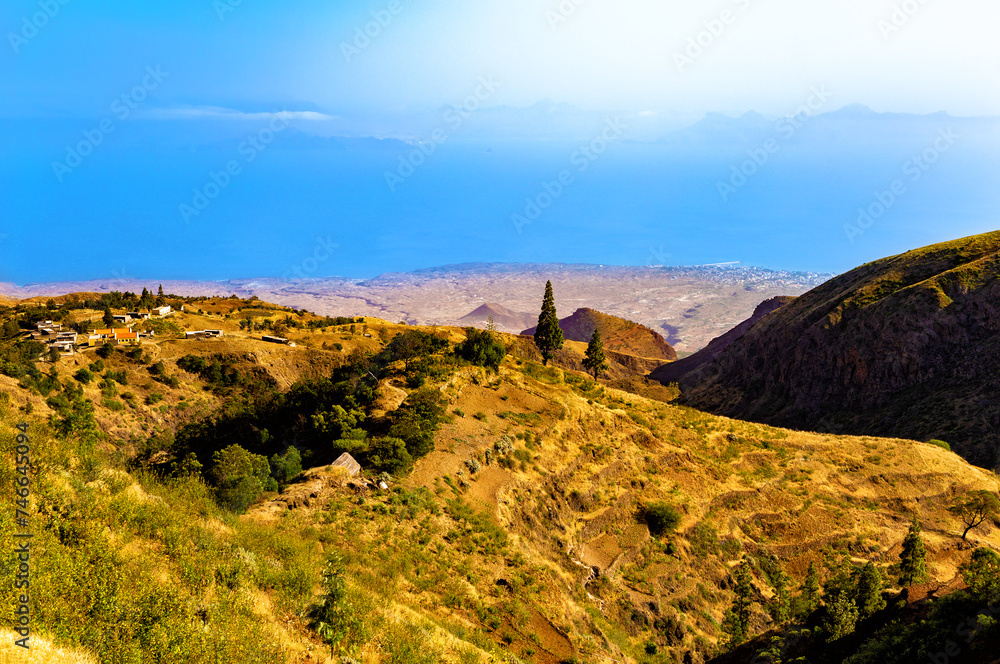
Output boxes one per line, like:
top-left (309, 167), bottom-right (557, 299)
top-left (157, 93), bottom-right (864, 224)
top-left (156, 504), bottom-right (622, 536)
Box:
top-left (644, 502), bottom-right (683, 537)
top-left (455, 328), bottom-right (507, 370)
top-left (927, 439), bottom-right (951, 452)
top-left (211, 444), bottom-right (271, 512)
top-left (270, 447), bottom-right (303, 488)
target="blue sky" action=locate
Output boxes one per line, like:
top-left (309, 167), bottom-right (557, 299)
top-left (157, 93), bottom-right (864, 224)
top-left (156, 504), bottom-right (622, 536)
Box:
top-left (1, 1), bottom-right (998, 283)
top-left (5, 0), bottom-right (999, 118)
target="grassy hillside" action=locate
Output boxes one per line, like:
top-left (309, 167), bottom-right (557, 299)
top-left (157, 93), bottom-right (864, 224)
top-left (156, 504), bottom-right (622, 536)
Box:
top-left (0, 292), bottom-right (999, 663)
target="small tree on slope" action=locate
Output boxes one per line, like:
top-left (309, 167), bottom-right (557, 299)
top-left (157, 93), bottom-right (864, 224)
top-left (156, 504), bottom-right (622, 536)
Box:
top-left (898, 519), bottom-right (929, 588)
top-left (583, 328), bottom-right (610, 379)
top-left (949, 490), bottom-right (1000, 540)
top-left (722, 559), bottom-right (754, 649)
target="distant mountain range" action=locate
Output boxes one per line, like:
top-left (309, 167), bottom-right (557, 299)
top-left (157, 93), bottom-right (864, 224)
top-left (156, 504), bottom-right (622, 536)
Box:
top-left (0, 263), bottom-right (826, 353)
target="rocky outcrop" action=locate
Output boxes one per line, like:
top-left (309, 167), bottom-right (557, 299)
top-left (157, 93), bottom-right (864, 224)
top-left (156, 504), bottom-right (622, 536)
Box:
top-left (673, 231), bottom-right (1000, 467)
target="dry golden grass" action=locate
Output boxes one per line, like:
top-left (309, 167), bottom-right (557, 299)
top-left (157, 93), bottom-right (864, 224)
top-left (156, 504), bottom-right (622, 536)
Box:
top-left (0, 632), bottom-right (97, 664)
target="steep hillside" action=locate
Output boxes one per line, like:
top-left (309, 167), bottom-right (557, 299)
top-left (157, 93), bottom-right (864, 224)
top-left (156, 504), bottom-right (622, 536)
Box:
top-left (3, 289), bottom-right (1000, 664)
top-left (459, 303), bottom-right (537, 333)
top-left (523, 308), bottom-right (677, 362)
top-left (668, 231), bottom-right (1000, 468)
top-left (650, 296), bottom-right (795, 386)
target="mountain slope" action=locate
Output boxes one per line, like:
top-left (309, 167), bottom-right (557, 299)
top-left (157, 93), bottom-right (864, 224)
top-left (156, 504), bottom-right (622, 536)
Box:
top-left (650, 296), bottom-right (795, 385)
top-left (669, 230), bottom-right (1000, 466)
top-left (4, 291), bottom-right (1000, 663)
top-left (522, 307), bottom-right (677, 361)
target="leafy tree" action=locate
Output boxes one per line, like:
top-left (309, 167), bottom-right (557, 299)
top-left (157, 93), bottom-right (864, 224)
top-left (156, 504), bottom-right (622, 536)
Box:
top-left (582, 328), bottom-right (610, 379)
top-left (795, 561), bottom-right (821, 619)
top-left (47, 347), bottom-right (60, 363)
top-left (270, 446), bottom-right (302, 488)
top-left (367, 436), bottom-right (413, 474)
top-left (158, 284), bottom-right (164, 297)
top-left (455, 327), bottom-right (506, 370)
top-left (769, 568), bottom-right (792, 624)
top-left (961, 547), bottom-right (1000, 600)
top-left (312, 405), bottom-right (366, 441)
top-left (1, 319), bottom-right (20, 338)
top-left (854, 562), bottom-right (886, 619)
top-left (643, 501), bottom-right (682, 537)
top-left (387, 330), bottom-right (448, 372)
top-left (74, 368), bottom-right (94, 384)
top-left (949, 490), bottom-right (1000, 540)
top-left (171, 452), bottom-right (203, 478)
top-left (211, 444), bottom-right (271, 512)
top-left (823, 555), bottom-right (856, 601)
top-left (822, 592), bottom-right (859, 642)
top-left (533, 280), bottom-right (563, 366)
top-left (721, 560), bottom-right (754, 649)
top-left (898, 519), bottom-right (929, 587)
top-left (102, 307), bottom-right (115, 327)
top-left (387, 388), bottom-right (445, 459)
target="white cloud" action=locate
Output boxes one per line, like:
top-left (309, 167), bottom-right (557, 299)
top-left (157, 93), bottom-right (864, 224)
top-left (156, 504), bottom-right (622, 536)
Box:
top-left (148, 106), bottom-right (338, 121)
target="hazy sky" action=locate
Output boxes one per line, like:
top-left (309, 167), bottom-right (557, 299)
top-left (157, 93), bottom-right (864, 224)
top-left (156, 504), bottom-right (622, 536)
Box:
top-left (3, 0), bottom-right (998, 119)
top-left (1, 1), bottom-right (997, 284)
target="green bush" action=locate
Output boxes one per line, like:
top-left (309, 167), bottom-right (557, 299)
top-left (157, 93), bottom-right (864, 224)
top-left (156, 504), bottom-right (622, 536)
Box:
top-left (927, 439), bottom-right (951, 452)
top-left (270, 447), bottom-right (303, 488)
top-left (455, 328), bottom-right (507, 370)
top-left (211, 444), bottom-right (271, 512)
top-left (367, 437), bottom-right (413, 475)
top-left (644, 502), bottom-right (683, 537)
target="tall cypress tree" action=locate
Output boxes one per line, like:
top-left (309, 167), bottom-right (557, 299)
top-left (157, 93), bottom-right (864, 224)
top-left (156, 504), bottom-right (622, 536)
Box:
top-left (899, 519), bottom-right (929, 587)
top-left (533, 280), bottom-right (563, 366)
top-left (583, 329), bottom-right (609, 379)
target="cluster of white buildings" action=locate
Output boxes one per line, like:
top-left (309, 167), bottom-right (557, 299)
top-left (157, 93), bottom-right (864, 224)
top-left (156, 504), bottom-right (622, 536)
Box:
top-left (34, 320), bottom-right (155, 357)
top-left (34, 321), bottom-right (79, 354)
